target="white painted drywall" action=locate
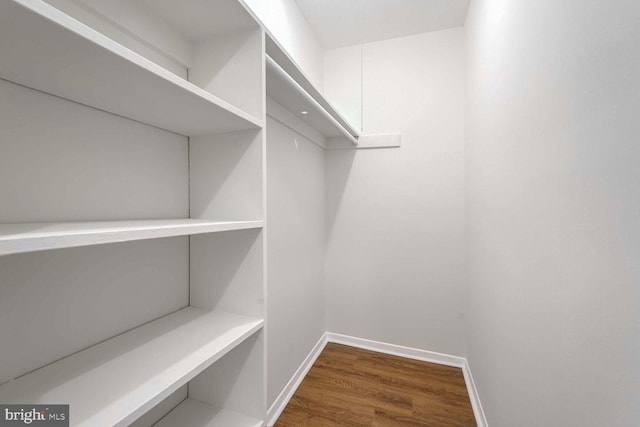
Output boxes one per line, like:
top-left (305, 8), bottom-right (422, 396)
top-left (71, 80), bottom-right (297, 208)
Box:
top-left (296, 0), bottom-right (470, 49)
top-left (466, 0), bottom-right (640, 425)
top-left (324, 45), bottom-right (362, 131)
top-left (242, 0), bottom-right (324, 90)
top-left (0, 79), bottom-right (188, 223)
top-left (324, 28), bottom-right (467, 356)
top-left (266, 111), bottom-right (326, 407)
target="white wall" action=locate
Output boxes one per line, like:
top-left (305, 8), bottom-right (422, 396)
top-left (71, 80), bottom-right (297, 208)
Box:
top-left (324, 45), bottom-right (362, 132)
top-left (265, 111), bottom-right (326, 408)
top-left (243, 0), bottom-right (324, 89)
top-left (324, 28), bottom-right (467, 356)
top-left (466, 1), bottom-right (640, 425)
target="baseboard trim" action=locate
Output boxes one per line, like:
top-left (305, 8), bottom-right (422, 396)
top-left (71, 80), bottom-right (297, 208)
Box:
top-left (325, 332), bottom-right (465, 368)
top-left (266, 333), bottom-right (329, 426)
top-left (462, 358), bottom-right (488, 427)
top-left (267, 332), bottom-right (487, 427)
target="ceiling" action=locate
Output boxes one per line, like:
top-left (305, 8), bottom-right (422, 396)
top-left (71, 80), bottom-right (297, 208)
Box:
top-left (294, 0), bottom-right (470, 49)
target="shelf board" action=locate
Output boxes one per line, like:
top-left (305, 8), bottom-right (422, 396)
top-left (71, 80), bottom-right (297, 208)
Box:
top-left (156, 398), bottom-right (263, 427)
top-left (265, 34), bottom-right (359, 142)
top-left (0, 219), bottom-right (264, 255)
top-left (0, 0), bottom-right (262, 136)
top-left (0, 307), bottom-right (264, 427)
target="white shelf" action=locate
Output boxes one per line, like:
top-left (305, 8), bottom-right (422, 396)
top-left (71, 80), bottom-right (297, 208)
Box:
top-left (0, 307), bottom-right (264, 427)
top-left (156, 398), bottom-right (263, 427)
top-left (265, 34), bottom-right (359, 143)
top-left (0, 219), bottom-right (264, 256)
top-left (0, 0), bottom-right (262, 136)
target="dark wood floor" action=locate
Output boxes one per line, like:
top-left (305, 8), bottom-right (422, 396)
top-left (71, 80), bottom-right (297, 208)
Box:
top-left (275, 343), bottom-right (476, 427)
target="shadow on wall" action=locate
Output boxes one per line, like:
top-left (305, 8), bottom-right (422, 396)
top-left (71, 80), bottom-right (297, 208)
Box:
top-left (190, 129), bottom-right (262, 221)
top-left (325, 148), bottom-right (356, 240)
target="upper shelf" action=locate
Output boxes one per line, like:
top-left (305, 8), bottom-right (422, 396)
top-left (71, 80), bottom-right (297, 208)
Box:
top-left (265, 35), bottom-right (359, 144)
top-left (0, 219), bottom-right (264, 256)
top-left (0, 0), bottom-right (262, 137)
top-left (0, 307), bottom-right (264, 426)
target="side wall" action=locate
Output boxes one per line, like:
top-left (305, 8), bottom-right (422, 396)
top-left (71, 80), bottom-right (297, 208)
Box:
top-left (265, 111), bottom-right (326, 408)
top-left (243, 0), bottom-right (324, 89)
top-left (324, 28), bottom-right (467, 356)
top-left (466, 1), bottom-right (640, 425)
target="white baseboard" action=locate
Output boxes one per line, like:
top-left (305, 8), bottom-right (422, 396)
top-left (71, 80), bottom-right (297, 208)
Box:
top-left (462, 358), bottom-right (488, 427)
top-left (267, 332), bottom-right (487, 427)
top-left (266, 333), bottom-right (329, 426)
top-left (325, 332), bottom-right (465, 368)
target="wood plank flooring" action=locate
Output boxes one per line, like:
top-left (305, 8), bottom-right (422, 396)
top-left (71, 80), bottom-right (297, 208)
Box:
top-left (275, 343), bottom-right (476, 426)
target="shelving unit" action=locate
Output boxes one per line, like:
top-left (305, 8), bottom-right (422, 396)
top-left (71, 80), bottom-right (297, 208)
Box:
top-left (0, 0), bottom-right (266, 425)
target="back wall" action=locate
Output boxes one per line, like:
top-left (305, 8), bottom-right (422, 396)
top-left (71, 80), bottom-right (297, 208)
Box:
top-left (324, 28), bottom-right (467, 356)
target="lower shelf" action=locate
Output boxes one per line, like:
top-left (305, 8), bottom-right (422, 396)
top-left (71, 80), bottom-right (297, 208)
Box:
top-left (0, 307), bottom-right (264, 427)
top-left (156, 398), bottom-right (263, 427)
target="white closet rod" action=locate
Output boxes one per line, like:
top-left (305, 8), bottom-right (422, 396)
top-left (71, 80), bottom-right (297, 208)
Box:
top-left (266, 54), bottom-right (358, 145)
